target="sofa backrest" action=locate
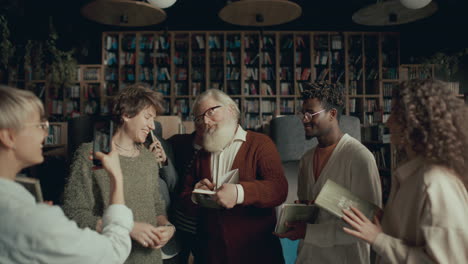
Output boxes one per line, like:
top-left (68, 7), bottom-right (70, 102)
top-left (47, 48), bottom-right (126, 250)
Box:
top-left (270, 115), bottom-right (361, 162)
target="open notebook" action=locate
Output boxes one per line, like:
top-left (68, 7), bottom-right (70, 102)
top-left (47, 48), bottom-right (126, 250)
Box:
top-left (192, 169), bottom-right (239, 208)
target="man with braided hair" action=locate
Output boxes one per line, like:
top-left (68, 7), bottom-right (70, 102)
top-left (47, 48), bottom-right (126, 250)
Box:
top-left (276, 82), bottom-right (382, 263)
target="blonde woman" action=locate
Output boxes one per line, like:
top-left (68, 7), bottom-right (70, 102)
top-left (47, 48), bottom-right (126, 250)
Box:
top-left (0, 86), bottom-right (133, 264)
top-left (342, 80), bottom-right (468, 263)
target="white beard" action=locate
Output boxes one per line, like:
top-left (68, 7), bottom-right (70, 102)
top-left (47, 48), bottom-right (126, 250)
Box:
top-left (202, 118), bottom-right (238, 152)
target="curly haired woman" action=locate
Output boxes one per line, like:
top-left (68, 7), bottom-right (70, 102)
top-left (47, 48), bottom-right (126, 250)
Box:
top-left (342, 80), bottom-right (468, 263)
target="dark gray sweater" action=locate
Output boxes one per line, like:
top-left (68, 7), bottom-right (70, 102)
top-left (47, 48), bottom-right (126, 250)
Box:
top-left (63, 142), bottom-right (165, 264)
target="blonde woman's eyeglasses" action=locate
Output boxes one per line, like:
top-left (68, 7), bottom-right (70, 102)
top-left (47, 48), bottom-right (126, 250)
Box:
top-left (25, 121), bottom-right (50, 132)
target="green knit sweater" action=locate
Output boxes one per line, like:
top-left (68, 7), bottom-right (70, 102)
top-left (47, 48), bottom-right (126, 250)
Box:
top-left (63, 142), bottom-right (165, 264)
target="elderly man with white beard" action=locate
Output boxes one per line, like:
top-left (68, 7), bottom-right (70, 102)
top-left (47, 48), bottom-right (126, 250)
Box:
top-left (180, 89), bottom-right (288, 264)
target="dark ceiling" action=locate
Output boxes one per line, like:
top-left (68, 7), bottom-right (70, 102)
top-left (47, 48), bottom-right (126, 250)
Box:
top-left (2, 0), bottom-right (468, 63)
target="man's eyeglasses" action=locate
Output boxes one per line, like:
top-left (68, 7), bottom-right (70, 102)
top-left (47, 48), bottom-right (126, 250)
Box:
top-left (297, 109), bottom-right (325, 122)
top-left (25, 121), bottom-right (50, 132)
top-left (194, 105), bottom-right (222, 124)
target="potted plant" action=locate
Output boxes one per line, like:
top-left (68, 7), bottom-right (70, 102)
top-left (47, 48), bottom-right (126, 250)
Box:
top-left (45, 18), bottom-right (77, 88)
top-left (420, 49), bottom-right (468, 81)
top-left (0, 15), bottom-right (15, 82)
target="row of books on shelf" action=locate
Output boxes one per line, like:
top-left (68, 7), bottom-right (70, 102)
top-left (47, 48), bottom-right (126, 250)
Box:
top-left (371, 147), bottom-right (388, 169)
top-left (158, 83), bottom-right (170, 95)
top-left (104, 52), bottom-right (118, 66)
top-left (245, 68), bottom-right (259, 80)
top-left (83, 84), bottom-right (101, 99)
top-left (139, 35), bottom-right (156, 50)
top-left (191, 69), bottom-right (205, 81)
top-left (121, 35), bottom-right (136, 50)
top-left (447, 82), bottom-right (460, 95)
top-left (45, 125), bottom-right (63, 145)
top-left (48, 100), bottom-right (63, 115)
top-left (330, 35), bottom-right (343, 50)
top-left (383, 99), bottom-right (392, 113)
top-left (280, 100), bottom-right (295, 114)
top-left (296, 68), bottom-right (311, 81)
top-left (365, 99), bottom-right (378, 112)
top-left (243, 82), bottom-right (275, 96)
top-left (314, 51), bottom-right (329, 65)
top-left (382, 67), bottom-right (398, 79)
top-left (173, 99), bottom-right (190, 115)
top-left (173, 52), bottom-right (186, 65)
top-left (243, 114), bottom-right (262, 130)
top-left (399, 67), bottom-right (432, 80)
top-left (105, 68), bottom-right (118, 81)
top-left (105, 35), bottom-right (118, 51)
top-left (226, 51), bottom-right (239, 64)
top-left (262, 36), bottom-right (275, 49)
top-left (208, 35), bottom-right (222, 49)
top-left (244, 53), bottom-right (260, 65)
top-left (121, 52), bottom-right (136, 65)
top-left (121, 68), bottom-right (135, 82)
top-left (192, 83), bottom-right (204, 96)
top-left (65, 101), bottom-right (80, 116)
top-left (157, 67), bottom-right (171, 81)
top-left (77, 67), bottom-right (101, 81)
top-left (244, 36), bottom-right (259, 49)
top-left (65, 85), bottom-right (80, 99)
top-left (226, 36), bottom-right (241, 49)
top-left (140, 67), bottom-right (154, 81)
top-left (209, 52), bottom-right (224, 65)
top-left (281, 38), bottom-right (293, 49)
top-left (227, 67), bottom-right (241, 80)
top-left (192, 35), bottom-right (205, 49)
top-left (383, 83), bottom-right (396, 97)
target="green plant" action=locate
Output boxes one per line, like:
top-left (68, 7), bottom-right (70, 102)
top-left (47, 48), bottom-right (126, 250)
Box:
top-left (45, 18), bottom-right (77, 88)
top-left (420, 49), bottom-right (468, 81)
top-left (0, 15), bottom-right (15, 70)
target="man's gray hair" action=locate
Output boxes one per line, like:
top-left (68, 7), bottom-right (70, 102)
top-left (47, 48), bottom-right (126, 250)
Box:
top-left (192, 89), bottom-right (240, 120)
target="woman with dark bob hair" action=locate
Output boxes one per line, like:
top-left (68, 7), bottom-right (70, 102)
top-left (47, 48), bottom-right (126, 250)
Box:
top-left (63, 84), bottom-right (175, 264)
top-left (342, 80), bottom-right (468, 263)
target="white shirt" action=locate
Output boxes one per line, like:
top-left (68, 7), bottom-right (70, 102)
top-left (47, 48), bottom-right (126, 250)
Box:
top-left (0, 177), bottom-right (133, 264)
top-left (373, 157), bottom-right (468, 263)
top-left (210, 125), bottom-right (247, 204)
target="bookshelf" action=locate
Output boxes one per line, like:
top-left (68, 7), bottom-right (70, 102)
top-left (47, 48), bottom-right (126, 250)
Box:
top-left (399, 64), bottom-right (463, 98)
top-left (43, 122), bottom-right (68, 157)
top-left (101, 31), bottom-right (399, 132)
top-left (18, 64), bottom-right (104, 120)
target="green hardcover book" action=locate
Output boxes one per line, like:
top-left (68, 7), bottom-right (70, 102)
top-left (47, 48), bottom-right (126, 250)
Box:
top-left (275, 203), bottom-right (318, 234)
top-left (315, 179), bottom-right (381, 220)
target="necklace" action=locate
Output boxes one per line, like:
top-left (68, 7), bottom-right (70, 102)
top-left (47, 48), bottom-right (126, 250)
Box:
top-left (115, 142), bottom-right (139, 157)
top-left (114, 142), bottom-right (136, 151)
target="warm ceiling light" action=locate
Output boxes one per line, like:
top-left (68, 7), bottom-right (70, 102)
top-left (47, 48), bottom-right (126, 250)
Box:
top-left (81, 0), bottom-right (167, 27)
top-left (400, 0), bottom-right (432, 9)
top-left (147, 0), bottom-right (177, 9)
top-left (219, 0), bottom-right (302, 27)
top-left (352, 0), bottom-right (438, 26)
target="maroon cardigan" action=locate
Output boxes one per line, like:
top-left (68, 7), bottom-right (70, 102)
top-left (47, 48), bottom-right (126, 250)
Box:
top-left (181, 131), bottom-right (288, 264)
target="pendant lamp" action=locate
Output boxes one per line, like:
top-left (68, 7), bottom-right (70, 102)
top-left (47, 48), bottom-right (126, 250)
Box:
top-left (81, 0), bottom-right (167, 27)
top-left (352, 0), bottom-right (438, 26)
top-left (219, 0), bottom-right (302, 27)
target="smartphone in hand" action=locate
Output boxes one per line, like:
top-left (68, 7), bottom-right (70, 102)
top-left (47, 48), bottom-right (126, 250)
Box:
top-left (145, 130), bottom-right (162, 169)
top-left (92, 117), bottom-right (114, 167)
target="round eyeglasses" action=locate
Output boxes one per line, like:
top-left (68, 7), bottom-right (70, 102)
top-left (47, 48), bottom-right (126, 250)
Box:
top-left (24, 121), bottom-right (50, 132)
top-left (297, 109), bottom-right (325, 122)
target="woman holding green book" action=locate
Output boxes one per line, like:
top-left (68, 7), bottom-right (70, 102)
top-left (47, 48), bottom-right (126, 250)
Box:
top-left (342, 80), bottom-right (468, 263)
